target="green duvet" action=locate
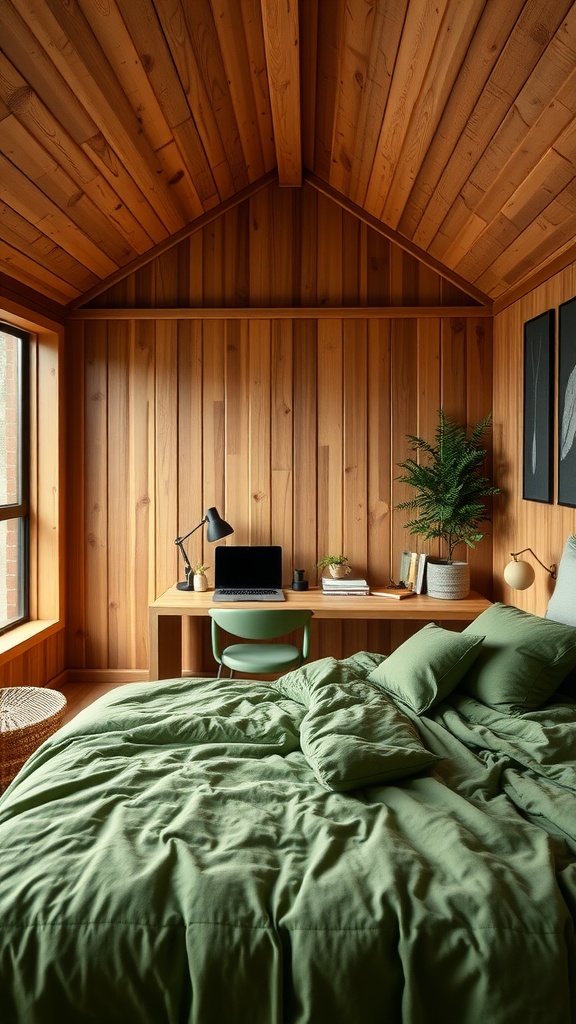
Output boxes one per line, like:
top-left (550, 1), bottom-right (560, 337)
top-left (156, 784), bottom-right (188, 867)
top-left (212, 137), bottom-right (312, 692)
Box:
top-left (0, 652), bottom-right (574, 1023)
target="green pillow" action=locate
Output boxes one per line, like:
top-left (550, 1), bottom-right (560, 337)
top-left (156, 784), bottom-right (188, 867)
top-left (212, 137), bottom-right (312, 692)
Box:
top-left (300, 693), bottom-right (442, 791)
top-left (461, 603), bottom-right (576, 712)
top-left (367, 623), bottom-right (485, 714)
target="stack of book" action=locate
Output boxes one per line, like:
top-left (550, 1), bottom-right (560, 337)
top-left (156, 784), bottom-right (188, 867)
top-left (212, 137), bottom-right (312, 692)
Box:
top-left (398, 550), bottom-right (428, 594)
top-left (321, 576), bottom-right (370, 596)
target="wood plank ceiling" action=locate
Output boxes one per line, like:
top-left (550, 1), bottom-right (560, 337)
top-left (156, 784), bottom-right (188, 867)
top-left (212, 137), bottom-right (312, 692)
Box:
top-left (1, 0), bottom-right (576, 311)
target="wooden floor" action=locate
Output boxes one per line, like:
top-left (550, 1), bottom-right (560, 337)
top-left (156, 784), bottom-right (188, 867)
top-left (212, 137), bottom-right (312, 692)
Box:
top-left (57, 680), bottom-right (132, 724)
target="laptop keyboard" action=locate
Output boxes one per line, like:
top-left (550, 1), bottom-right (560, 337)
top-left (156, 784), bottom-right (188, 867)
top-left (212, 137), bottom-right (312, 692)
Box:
top-left (220, 589), bottom-right (277, 596)
top-left (213, 588), bottom-right (286, 602)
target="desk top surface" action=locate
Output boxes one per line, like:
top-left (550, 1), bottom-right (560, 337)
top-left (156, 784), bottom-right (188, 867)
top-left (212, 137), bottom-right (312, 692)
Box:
top-left (150, 585), bottom-right (492, 621)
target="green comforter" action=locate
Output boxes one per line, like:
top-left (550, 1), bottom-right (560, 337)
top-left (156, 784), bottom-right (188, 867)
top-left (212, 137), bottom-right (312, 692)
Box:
top-left (0, 652), bottom-right (574, 1024)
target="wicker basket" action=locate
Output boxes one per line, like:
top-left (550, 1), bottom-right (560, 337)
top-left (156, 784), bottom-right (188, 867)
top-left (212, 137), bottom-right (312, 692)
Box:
top-left (426, 561), bottom-right (470, 600)
top-left (0, 687), bottom-right (67, 791)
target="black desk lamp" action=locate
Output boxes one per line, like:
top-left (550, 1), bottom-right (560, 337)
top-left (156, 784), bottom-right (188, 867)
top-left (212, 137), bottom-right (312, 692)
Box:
top-left (175, 507), bottom-right (234, 591)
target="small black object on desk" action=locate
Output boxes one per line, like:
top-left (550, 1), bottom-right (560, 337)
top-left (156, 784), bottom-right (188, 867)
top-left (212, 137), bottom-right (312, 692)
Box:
top-left (292, 568), bottom-right (309, 591)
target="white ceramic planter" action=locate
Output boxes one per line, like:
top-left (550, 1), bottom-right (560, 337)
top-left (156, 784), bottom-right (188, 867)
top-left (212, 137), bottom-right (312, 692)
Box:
top-left (193, 573), bottom-right (208, 592)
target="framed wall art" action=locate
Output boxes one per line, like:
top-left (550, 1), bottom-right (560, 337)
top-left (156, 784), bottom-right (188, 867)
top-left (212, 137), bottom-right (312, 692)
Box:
top-left (558, 298), bottom-right (576, 507)
top-left (522, 309), bottom-right (554, 503)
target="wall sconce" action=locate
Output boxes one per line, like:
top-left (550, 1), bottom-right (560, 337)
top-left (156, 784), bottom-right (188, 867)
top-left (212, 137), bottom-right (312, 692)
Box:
top-left (503, 548), bottom-right (557, 591)
top-left (175, 506), bottom-right (234, 591)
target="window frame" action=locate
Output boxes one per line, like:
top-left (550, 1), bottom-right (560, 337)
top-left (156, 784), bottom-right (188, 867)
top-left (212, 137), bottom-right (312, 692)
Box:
top-left (0, 322), bottom-right (30, 636)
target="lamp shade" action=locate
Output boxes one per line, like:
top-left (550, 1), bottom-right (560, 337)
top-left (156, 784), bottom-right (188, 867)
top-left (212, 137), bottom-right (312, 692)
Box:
top-left (205, 507), bottom-right (234, 542)
top-left (504, 559), bottom-right (535, 590)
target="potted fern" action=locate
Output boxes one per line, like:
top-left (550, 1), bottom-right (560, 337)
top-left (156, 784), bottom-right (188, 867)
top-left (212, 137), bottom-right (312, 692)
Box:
top-left (396, 411), bottom-right (499, 599)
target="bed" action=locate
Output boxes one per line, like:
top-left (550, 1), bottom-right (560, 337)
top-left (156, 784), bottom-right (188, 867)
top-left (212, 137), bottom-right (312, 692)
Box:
top-left (1, 584), bottom-right (575, 1022)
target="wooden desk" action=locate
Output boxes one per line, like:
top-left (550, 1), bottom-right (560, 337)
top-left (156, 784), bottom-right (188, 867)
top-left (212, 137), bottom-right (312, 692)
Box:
top-left (149, 585), bottom-right (492, 680)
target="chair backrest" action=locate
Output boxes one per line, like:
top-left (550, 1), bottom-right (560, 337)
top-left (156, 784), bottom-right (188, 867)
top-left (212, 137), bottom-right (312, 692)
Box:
top-left (209, 608), bottom-right (313, 659)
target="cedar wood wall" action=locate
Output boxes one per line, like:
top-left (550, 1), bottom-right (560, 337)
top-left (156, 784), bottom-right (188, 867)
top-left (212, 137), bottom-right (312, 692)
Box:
top-left (2, 180), bottom-right (575, 684)
top-left (65, 182), bottom-right (494, 675)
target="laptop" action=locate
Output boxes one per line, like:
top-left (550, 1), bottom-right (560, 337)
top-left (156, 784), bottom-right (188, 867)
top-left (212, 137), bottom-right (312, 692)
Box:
top-left (212, 545), bottom-right (286, 601)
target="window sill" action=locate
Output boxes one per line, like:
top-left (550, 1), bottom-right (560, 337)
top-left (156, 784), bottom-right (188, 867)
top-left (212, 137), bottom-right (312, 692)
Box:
top-left (0, 620), bottom-right (61, 666)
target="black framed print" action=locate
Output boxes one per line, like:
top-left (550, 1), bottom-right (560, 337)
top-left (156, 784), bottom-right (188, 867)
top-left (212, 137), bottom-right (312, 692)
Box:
top-left (523, 309), bottom-right (554, 503)
top-left (558, 298), bottom-right (576, 507)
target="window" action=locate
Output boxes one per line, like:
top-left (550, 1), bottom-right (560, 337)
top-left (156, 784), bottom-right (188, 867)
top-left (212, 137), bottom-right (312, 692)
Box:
top-left (0, 324), bottom-right (29, 635)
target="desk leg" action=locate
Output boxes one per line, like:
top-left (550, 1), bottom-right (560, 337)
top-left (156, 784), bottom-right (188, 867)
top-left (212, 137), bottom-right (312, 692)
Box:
top-left (149, 611), bottom-right (183, 680)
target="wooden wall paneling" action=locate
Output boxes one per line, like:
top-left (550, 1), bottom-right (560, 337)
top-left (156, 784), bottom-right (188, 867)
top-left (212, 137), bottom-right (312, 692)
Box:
top-left (292, 318), bottom-right (318, 652)
top-left (440, 317), bottom-right (466, 421)
top-left (316, 192), bottom-right (343, 304)
top-left (366, 317), bottom-right (392, 656)
top-left (130, 321), bottom-right (154, 669)
top-left (224, 205), bottom-right (250, 306)
top-left (342, 211), bottom-right (362, 304)
top-left (299, 185), bottom-right (318, 305)
top-left (367, 317), bottom-right (391, 578)
top-left (271, 319), bottom-right (294, 583)
top-left (317, 317), bottom-right (344, 657)
top-left (84, 320), bottom-right (109, 669)
top-left (317, 319), bottom-right (344, 554)
top-left (65, 320), bottom-right (86, 667)
top-left (465, 316), bottom-right (494, 597)
top-left (49, 179), bottom-right (503, 679)
top-left (390, 317), bottom-right (418, 651)
top-left (414, 315), bottom-right (442, 568)
top-left (178, 321), bottom-right (207, 568)
top-left (203, 216), bottom-right (226, 307)
top-left (416, 319), bottom-right (441, 455)
top-left (224, 319), bottom-right (251, 538)
top-left (315, 194), bottom-right (344, 668)
top-left (418, 263), bottom-right (442, 305)
top-left (107, 321), bottom-right (133, 668)
top-left (202, 320), bottom-right (228, 534)
top-left (343, 317), bottom-right (369, 654)
top-left (343, 319), bottom-right (368, 572)
top-left (366, 231), bottom-right (391, 306)
top-left (249, 188), bottom-right (274, 305)
top-left (178, 318), bottom-right (205, 673)
top-left (187, 232), bottom-right (205, 307)
top-left (248, 318), bottom-right (272, 541)
top-left (154, 248), bottom-right (180, 603)
top-left (154, 321), bottom-right (179, 600)
top-left (269, 187), bottom-right (297, 305)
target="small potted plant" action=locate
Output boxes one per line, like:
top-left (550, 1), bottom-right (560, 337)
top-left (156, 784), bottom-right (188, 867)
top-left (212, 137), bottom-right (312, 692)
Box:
top-left (192, 561), bottom-right (209, 592)
top-left (314, 554), bottom-right (351, 579)
top-left (396, 410), bottom-right (499, 599)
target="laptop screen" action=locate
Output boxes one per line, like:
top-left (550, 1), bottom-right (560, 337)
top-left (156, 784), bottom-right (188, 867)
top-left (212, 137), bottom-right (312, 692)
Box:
top-left (214, 545), bottom-right (283, 589)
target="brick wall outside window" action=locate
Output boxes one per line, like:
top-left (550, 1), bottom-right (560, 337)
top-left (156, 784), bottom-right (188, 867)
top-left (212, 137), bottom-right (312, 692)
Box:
top-left (0, 331), bottom-right (21, 625)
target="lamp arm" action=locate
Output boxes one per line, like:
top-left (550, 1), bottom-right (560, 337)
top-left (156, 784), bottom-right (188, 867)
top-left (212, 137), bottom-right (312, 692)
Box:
top-left (174, 517), bottom-right (208, 584)
top-left (509, 547), bottom-right (557, 580)
top-left (176, 516), bottom-right (208, 546)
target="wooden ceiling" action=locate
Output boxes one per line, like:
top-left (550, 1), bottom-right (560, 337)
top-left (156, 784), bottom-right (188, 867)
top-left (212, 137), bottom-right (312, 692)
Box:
top-left (2, 0), bottom-right (576, 312)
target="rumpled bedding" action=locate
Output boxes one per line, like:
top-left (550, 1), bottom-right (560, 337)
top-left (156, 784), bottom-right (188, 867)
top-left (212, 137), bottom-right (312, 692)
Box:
top-left (0, 652), bottom-right (574, 1024)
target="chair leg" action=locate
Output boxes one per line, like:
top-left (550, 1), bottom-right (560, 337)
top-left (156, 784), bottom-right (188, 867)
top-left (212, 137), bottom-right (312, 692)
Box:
top-left (217, 664), bottom-right (223, 678)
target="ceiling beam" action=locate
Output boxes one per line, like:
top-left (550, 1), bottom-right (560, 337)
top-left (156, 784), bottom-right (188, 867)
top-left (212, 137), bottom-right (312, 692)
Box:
top-left (306, 173), bottom-right (493, 310)
top-left (260, 0), bottom-right (302, 186)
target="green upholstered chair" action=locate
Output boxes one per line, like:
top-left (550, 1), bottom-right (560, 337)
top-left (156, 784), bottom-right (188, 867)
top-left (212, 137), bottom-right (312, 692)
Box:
top-left (209, 608), bottom-right (313, 678)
